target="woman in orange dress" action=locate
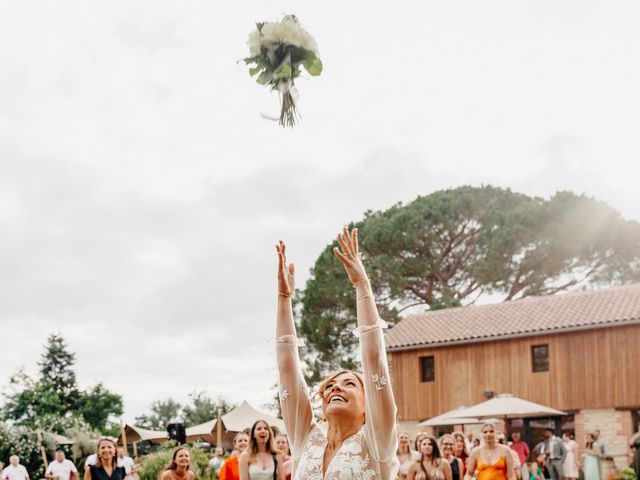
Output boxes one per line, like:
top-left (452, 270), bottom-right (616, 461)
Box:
top-left (465, 423), bottom-right (516, 480)
top-left (219, 433), bottom-right (249, 480)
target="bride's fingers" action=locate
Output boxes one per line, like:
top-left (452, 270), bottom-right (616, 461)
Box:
top-left (288, 263), bottom-right (295, 276)
top-left (351, 228), bottom-right (359, 254)
top-left (342, 226), bottom-right (354, 255)
top-left (333, 246), bottom-right (348, 265)
top-left (336, 232), bottom-right (349, 255)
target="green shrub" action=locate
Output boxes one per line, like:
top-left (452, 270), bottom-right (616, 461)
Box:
top-left (138, 443), bottom-right (212, 480)
top-left (614, 468), bottom-right (637, 480)
top-left (0, 422), bottom-right (44, 477)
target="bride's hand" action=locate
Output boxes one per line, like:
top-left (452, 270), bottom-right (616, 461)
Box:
top-left (333, 227), bottom-right (368, 286)
top-left (276, 240), bottom-right (295, 296)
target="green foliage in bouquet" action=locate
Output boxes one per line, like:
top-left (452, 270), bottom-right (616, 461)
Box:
top-left (244, 15), bottom-right (322, 127)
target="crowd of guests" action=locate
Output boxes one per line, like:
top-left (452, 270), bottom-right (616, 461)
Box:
top-left (0, 440), bottom-right (136, 480)
top-left (2, 420), bottom-right (637, 480)
top-left (394, 424), bottom-right (614, 480)
top-left (0, 421), bottom-right (290, 480)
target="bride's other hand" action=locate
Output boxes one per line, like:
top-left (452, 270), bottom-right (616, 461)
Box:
top-left (276, 240), bottom-right (295, 296)
top-left (333, 227), bottom-right (367, 286)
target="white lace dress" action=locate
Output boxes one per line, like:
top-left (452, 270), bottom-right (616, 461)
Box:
top-left (276, 321), bottom-right (399, 480)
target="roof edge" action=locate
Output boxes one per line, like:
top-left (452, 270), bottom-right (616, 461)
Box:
top-left (386, 317), bottom-right (640, 352)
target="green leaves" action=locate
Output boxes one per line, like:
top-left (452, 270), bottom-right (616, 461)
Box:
top-left (302, 52), bottom-right (323, 76)
top-left (245, 41), bottom-right (322, 89)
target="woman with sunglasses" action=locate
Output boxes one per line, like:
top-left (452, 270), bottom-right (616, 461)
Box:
top-left (440, 435), bottom-right (464, 480)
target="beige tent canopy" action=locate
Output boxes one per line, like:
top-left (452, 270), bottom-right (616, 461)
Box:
top-left (120, 424), bottom-right (169, 444)
top-left (186, 401), bottom-right (286, 445)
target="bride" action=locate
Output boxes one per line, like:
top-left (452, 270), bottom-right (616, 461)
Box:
top-left (275, 227), bottom-right (399, 479)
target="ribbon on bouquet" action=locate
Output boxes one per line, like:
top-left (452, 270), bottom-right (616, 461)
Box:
top-left (260, 81), bottom-right (300, 124)
top-left (279, 81), bottom-right (300, 104)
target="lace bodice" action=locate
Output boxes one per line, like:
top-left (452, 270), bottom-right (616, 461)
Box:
top-left (294, 425), bottom-right (396, 480)
top-left (276, 321), bottom-right (399, 480)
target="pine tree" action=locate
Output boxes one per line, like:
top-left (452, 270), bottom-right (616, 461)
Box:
top-left (37, 333), bottom-right (81, 410)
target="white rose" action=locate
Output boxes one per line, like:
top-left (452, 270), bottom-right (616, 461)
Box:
top-left (260, 22), bottom-right (279, 45)
top-left (248, 30), bottom-right (261, 56)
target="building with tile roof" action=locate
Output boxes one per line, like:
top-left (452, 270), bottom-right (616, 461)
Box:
top-left (386, 283), bottom-right (640, 467)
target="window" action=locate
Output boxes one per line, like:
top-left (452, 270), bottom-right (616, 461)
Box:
top-left (531, 344), bottom-right (549, 372)
top-left (420, 356), bottom-right (435, 382)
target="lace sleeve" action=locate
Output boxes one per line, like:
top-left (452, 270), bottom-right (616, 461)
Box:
top-left (276, 334), bottom-right (314, 461)
top-left (359, 319), bottom-right (399, 478)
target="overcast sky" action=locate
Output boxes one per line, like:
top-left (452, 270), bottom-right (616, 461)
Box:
top-left (1, 0), bottom-right (639, 423)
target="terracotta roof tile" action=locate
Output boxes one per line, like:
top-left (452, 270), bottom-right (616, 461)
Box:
top-left (385, 283), bottom-right (640, 350)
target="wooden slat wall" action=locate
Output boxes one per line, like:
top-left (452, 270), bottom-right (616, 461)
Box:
top-left (388, 324), bottom-right (640, 421)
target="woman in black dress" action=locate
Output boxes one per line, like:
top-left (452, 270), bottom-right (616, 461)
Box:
top-left (84, 438), bottom-right (126, 480)
top-left (441, 435), bottom-right (464, 480)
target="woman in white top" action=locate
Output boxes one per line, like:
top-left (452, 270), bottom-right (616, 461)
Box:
top-left (275, 228), bottom-right (399, 479)
top-left (239, 420), bottom-right (284, 480)
top-left (398, 432), bottom-right (414, 479)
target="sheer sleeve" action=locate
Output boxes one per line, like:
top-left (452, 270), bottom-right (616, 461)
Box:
top-left (358, 319), bottom-right (399, 478)
top-left (276, 334), bottom-right (314, 462)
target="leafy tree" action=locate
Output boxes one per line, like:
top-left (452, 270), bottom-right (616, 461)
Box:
top-left (182, 391), bottom-right (235, 426)
top-left (136, 393), bottom-right (236, 430)
top-left (299, 186), bottom-right (640, 382)
top-left (134, 399), bottom-right (182, 430)
top-left (79, 383), bottom-right (123, 433)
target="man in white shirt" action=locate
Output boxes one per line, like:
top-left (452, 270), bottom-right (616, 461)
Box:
top-left (1, 456), bottom-right (29, 480)
top-left (116, 447), bottom-right (135, 480)
top-left (83, 455), bottom-right (96, 469)
top-left (465, 431), bottom-right (475, 452)
top-left (45, 451), bottom-right (78, 480)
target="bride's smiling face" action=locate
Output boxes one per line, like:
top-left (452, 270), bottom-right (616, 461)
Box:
top-left (321, 371), bottom-right (365, 420)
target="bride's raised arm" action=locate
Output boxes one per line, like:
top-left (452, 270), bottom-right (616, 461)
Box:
top-left (334, 227), bottom-right (399, 470)
top-left (275, 241), bottom-right (314, 459)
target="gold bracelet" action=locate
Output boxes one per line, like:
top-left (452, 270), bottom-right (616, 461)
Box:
top-left (352, 279), bottom-right (369, 288)
top-left (357, 294), bottom-right (372, 302)
top-left (278, 292), bottom-right (292, 298)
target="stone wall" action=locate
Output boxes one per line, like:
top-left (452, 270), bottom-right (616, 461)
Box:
top-left (578, 408), bottom-right (632, 469)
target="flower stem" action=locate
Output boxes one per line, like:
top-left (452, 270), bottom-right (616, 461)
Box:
top-left (279, 91), bottom-right (299, 128)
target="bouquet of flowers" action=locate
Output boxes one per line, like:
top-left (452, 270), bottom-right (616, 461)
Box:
top-left (244, 15), bottom-right (322, 127)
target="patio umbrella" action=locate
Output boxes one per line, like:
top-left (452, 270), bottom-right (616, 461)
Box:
top-left (418, 416), bottom-right (481, 427)
top-left (453, 393), bottom-right (566, 419)
top-left (417, 406), bottom-right (475, 427)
